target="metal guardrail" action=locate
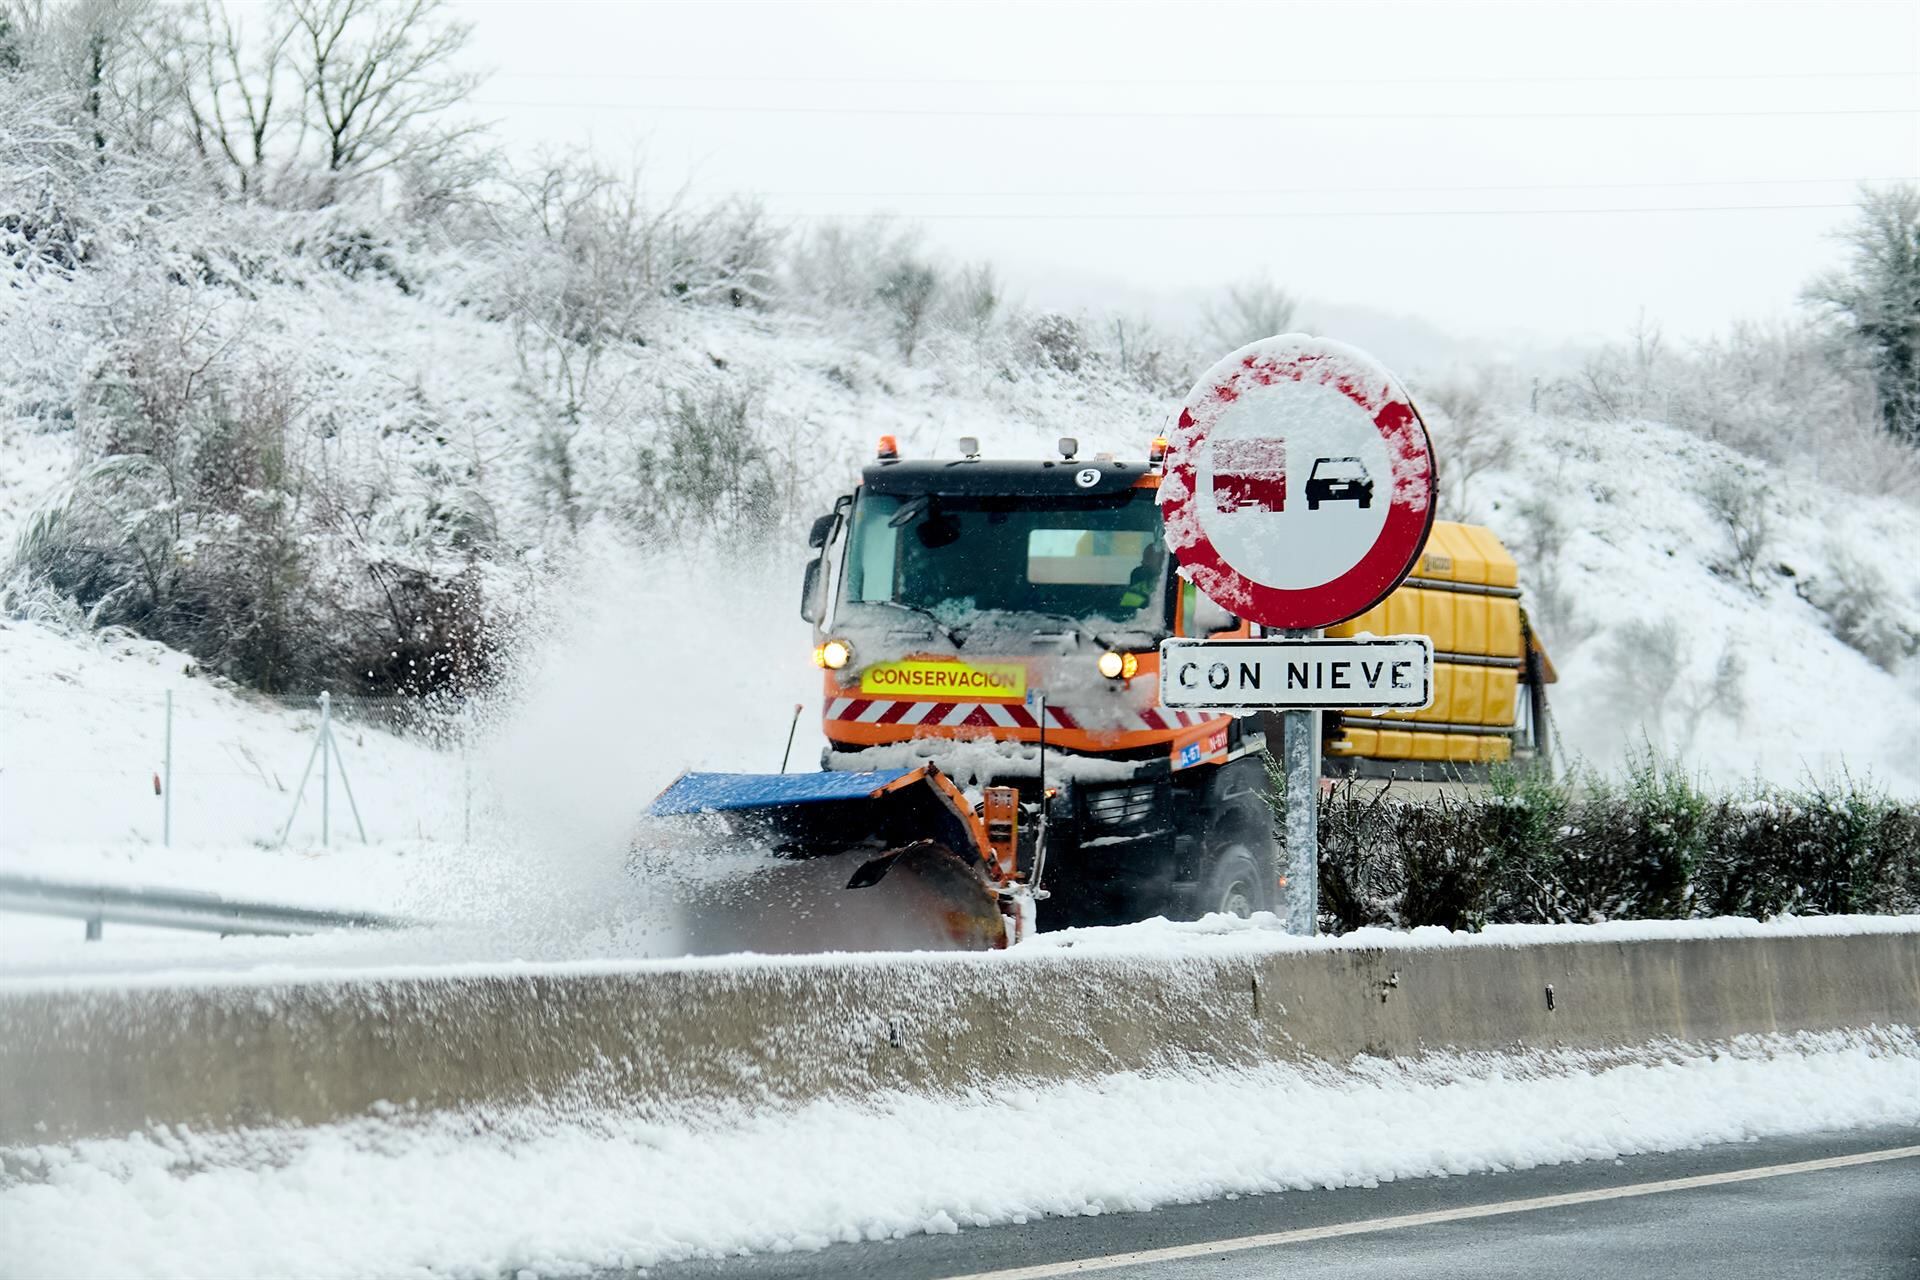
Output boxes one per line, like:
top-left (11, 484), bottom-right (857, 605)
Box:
top-left (0, 873), bottom-right (411, 940)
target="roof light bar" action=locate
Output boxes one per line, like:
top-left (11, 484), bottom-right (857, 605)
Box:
top-left (876, 435), bottom-right (900, 461)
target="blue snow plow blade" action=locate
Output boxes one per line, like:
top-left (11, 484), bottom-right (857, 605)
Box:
top-left (647, 769), bottom-right (914, 817)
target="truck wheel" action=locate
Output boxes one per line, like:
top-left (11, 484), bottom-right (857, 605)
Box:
top-left (1198, 845), bottom-right (1266, 919)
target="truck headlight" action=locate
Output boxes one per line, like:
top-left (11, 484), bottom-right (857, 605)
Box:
top-left (1097, 651), bottom-right (1140, 680)
top-left (815, 638), bottom-right (854, 670)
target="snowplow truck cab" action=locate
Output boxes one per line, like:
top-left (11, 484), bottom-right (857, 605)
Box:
top-left (778, 440), bottom-right (1553, 931)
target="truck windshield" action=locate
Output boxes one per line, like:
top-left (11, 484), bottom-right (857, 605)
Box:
top-left (842, 489), bottom-right (1168, 624)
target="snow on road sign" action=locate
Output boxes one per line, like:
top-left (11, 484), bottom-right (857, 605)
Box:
top-left (1158, 636), bottom-right (1434, 711)
top-left (1159, 334), bottom-right (1436, 630)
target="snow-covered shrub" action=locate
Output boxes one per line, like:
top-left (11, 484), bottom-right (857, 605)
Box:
top-left (1200, 275), bottom-right (1295, 352)
top-left (1597, 618), bottom-right (1687, 730)
top-left (1582, 756), bottom-right (1708, 920)
top-left (1025, 312), bottom-right (1087, 374)
top-left (1375, 794), bottom-right (1491, 932)
top-left (876, 258), bottom-right (941, 363)
top-left (786, 217), bottom-right (921, 316)
top-left (1796, 546), bottom-right (1920, 672)
top-left (1507, 496), bottom-right (1596, 655)
top-left (943, 262), bottom-right (1001, 346)
top-left (1539, 317), bottom-right (1917, 500)
top-left (1697, 465), bottom-right (1772, 593)
top-left (637, 385), bottom-right (784, 544)
top-left (7, 253), bottom-right (500, 695)
top-left (1476, 766), bottom-right (1572, 923)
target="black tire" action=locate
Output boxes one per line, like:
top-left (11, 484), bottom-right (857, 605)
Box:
top-left (1197, 844), bottom-right (1267, 919)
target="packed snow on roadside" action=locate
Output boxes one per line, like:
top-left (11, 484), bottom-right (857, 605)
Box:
top-left (7, 905), bottom-right (1917, 998)
top-left (3, 1028), bottom-right (1917, 1280)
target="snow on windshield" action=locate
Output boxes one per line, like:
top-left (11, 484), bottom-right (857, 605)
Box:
top-left (840, 489), bottom-right (1169, 626)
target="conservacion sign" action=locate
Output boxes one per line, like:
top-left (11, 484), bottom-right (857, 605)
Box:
top-left (1158, 637), bottom-right (1434, 711)
top-left (859, 659), bottom-right (1028, 701)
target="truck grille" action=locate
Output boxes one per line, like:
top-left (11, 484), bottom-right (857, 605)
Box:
top-left (1085, 783), bottom-right (1157, 828)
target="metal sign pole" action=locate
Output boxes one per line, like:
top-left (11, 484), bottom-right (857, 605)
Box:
top-left (1281, 629), bottom-right (1319, 936)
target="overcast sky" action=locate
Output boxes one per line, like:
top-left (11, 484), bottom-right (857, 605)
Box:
top-left (449, 0), bottom-right (1919, 349)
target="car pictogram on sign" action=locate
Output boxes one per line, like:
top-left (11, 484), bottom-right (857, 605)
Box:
top-left (1304, 456), bottom-right (1374, 510)
top-left (1212, 438), bottom-right (1288, 513)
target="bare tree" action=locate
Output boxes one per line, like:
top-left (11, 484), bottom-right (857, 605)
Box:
top-left (31, 0), bottom-right (164, 154)
top-left (1202, 274), bottom-right (1296, 351)
top-left (1421, 373), bottom-right (1504, 518)
top-left (287, 0), bottom-right (478, 179)
top-left (139, 0), bottom-right (296, 196)
top-left (127, 0), bottom-right (479, 201)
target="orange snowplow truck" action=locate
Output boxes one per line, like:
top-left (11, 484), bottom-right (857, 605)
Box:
top-left (650, 437), bottom-right (1552, 940)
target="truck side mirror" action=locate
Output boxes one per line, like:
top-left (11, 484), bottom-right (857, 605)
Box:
top-left (800, 556), bottom-right (826, 623)
top-left (807, 513), bottom-right (838, 550)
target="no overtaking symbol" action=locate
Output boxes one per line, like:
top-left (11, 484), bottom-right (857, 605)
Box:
top-left (1158, 334), bottom-right (1437, 631)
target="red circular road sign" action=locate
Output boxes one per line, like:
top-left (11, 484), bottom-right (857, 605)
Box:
top-left (1159, 335), bottom-right (1436, 631)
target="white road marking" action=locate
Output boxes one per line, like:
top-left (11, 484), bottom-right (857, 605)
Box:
top-left (938, 1144), bottom-right (1920, 1280)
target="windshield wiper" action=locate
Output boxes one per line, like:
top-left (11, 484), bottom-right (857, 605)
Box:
top-left (976, 609), bottom-right (1126, 651)
top-left (861, 598), bottom-right (965, 648)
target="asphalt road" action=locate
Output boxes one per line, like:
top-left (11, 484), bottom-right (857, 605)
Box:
top-left (632, 1126), bottom-right (1920, 1280)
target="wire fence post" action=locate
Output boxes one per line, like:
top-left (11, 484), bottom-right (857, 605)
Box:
top-left (163, 689), bottom-right (173, 848)
top-left (320, 691), bottom-right (332, 847)
top-left (462, 708), bottom-right (473, 847)
top-left (329, 700), bottom-right (369, 845)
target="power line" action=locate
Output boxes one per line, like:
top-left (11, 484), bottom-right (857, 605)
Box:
top-left (753, 175), bottom-right (1920, 200)
top-left (773, 202), bottom-right (1860, 221)
top-left (491, 68), bottom-right (1920, 89)
top-left (473, 99), bottom-right (1920, 123)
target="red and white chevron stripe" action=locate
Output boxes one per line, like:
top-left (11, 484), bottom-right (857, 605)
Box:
top-left (823, 698), bottom-right (1217, 733)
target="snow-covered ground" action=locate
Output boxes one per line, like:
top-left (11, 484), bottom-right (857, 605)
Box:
top-left (3, 1028), bottom-right (1916, 1279)
top-left (0, 618), bottom-right (460, 854)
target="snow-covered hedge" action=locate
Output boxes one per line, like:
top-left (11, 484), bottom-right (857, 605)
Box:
top-left (1311, 761), bottom-right (1920, 932)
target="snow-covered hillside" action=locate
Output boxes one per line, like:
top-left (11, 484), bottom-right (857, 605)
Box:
top-left (1462, 414), bottom-right (1920, 790)
top-left (8, 287), bottom-right (1918, 801)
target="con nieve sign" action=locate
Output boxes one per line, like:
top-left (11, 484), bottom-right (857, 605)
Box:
top-left (1158, 636), bottom-right (1435, 712)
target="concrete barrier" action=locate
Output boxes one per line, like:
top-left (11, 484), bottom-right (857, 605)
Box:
top-left (4, 928), bottom-right (1919, 1145)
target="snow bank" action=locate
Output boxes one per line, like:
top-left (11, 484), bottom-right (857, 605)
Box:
top-left (3, 1029), bottom-right (1916, 1279)
top-left (7, 909), bottom-right (1915, 994)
